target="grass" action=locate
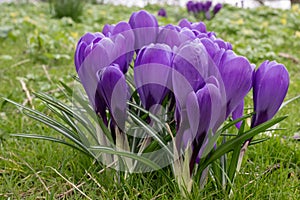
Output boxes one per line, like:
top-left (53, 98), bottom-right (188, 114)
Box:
top-left (0, 2), bottom-right (299, 199)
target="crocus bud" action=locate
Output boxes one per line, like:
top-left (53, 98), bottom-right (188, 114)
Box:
top-left (134, 43), bottom-right (173, 112)
top-left (96, 64), bottom-right (128, 130)
top-left (158, 8), bottom-right (167, 17)
top-left (213, 3), bottom-right (223, 15)
top-left (129, 10), bottom-right (158, 50)
top-left (74, 32), bottom-right (105, 72)
top-left (214, 50), bottom-right (254, 117)
top-left (252, 61), bottom-right (289, 127)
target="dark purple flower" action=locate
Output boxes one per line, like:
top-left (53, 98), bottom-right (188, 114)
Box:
top-left (186, 1), bottom-right (195, 12)
top-left (252, 61), bottom-right (289, 127)
top-left (134, 43), bottom-right (173, 112)
top-left (96, 64), bottom-right (128, 129)
top-left (203, 1), bottom-right (212, 12)
top-left (129, 10), bottom-right (159, 50)
top-left (195, 2), bottom-right (204, 12)
top-left (158, 8), bottom-right (167, 17)
top-left (213, 3), bottom-right (223, 15)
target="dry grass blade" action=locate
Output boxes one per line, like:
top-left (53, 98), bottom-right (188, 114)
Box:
top-left (85, 170), bottom-right (106, 192)
top-left (42, 65), bottom-right (53, 84)
top-left (56, 182), bottom-right (85, 199)
top-left (47, 166), bottom-right (92, 200)
top-left (18, 78), bottom-right (34, 109)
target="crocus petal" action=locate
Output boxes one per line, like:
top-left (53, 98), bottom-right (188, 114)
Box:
top-left (102, 24), bottom-right (114, 37)
top-left (191, 22), bottom-right (207, 33)
top-left (157, 25), bottom-right (181, 48)
top-left (172, 40), bottom-right (209, 92)
top-left (178, 18), bottom-right (192, 29)
top-left (232, 100), bottom-right (244, 129)
top-left (200, 38), bottom-right (220, 58)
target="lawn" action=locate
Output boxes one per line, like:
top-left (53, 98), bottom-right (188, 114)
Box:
top-left (0, 1), bottom-right (299, 199)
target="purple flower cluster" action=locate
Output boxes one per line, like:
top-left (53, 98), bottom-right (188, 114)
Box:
top-left (187, 0), bottom-right (222, 20)
top-left (75, 10), bottom-right (289, 170)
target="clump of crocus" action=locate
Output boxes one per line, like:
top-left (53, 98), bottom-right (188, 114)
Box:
top-left (186, 0), bottom-right (222, 20)
top-left (158, 8), bottom-right (167, 17)
top-left (74, 9), bottom-right (289, 193)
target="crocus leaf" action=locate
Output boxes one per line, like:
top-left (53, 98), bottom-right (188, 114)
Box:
top-left (127, 110), bottom-right (173, 157)
top-left (10, 133), bottom-right (91, 157)
top-left (200, 116), bottom-right (287, 172)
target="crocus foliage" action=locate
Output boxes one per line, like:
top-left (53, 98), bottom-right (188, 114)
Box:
top-left (187, 0), bottom-right (223, 20)
top-left (74, 10), bottom-right (289, 192)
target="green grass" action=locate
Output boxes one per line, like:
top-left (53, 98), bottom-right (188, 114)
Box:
top-left (0, 2), bottom-right (299, 199)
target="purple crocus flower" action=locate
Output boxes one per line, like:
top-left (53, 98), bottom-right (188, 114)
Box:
top-left (213, 3), bottom-right (223, 15)
top-left (75, 33), bottom-right (131, 118)
top-left (213, 49), bottom-right (254, 117)
top-left (134, 43), bottom-right (173, 112)
top-left (195, 2), bottom-right (204, 13)
top-left (252, 61), bottom-right (289, 127)
top-left (158, 8), bottom-right (167, 17)
top-left (129, 10), bottom-right (159, 50)
top-left (96, 64), bottom-right (128, 130)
